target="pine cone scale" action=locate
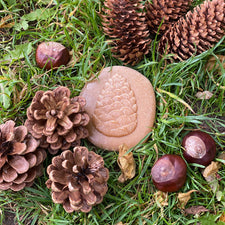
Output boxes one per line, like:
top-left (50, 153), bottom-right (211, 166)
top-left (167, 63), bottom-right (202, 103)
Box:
top-left (13, 173), bottom-right (28, 184)
top-left (8, 155), bottom-right (30, 174)
top-left (2, 165), bottom-right (18, 182)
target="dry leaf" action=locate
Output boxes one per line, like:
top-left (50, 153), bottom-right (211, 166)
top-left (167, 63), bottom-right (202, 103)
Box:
top-left (195, 91), bottom-right (213, 100)
top-left (206, 55), bottom-right (225, 75)
top-left (219, 212), bottom-right (225, 222)
top-left (202, 161), bottom-right (221, 194)
top-left (0, 15), bottom-right (15, 29)
top-left (184, 206), bottom-right (209, 215)
top-left (154, 191), bottom-right (168, 207)
top-left (178, 190), bottom-right (198, 209)
top-left (202, 161), bottom-right (220, 178)
top-left (116, 222), bottom-right (127, 225)
top-left (117, 144), bottom-right (136, 183)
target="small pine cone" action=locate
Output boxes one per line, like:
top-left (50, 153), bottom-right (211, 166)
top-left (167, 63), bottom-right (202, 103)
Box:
top-left (145, 0), bottom-right (192, 36)
top-left (46, 146), bottom-right (109, 213)
top-left (158, 0), bottom-right (225, 61)
top-left (101, 0), bottom-right (151, 65)
top-left (0, 120), bottom-right (46, 191)
top-left (25, 87), bottom-right (90, 154)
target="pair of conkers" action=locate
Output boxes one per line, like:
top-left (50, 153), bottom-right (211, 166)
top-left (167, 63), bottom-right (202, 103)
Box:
top-left (151, 130), bottom-right (216, 192)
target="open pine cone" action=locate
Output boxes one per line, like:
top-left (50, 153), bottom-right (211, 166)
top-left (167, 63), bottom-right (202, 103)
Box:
top-left (158, 0), bottom-right (225, 61)
top-left (25, 87), bottom-right (90, 154)
top-left (146, 0), bottom-right (192, 36)
top-left (101, 0), bottom-right (151, 65)
top-left (0, 120), bottom-right (46, 191)
top-left (46, 146), bottom-right (109, 213)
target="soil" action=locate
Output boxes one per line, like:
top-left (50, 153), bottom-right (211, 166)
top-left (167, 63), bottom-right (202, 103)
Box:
top-left (2, 210), bottom-right (16, 225)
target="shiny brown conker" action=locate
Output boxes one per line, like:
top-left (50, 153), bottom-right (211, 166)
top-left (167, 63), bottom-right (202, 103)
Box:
top-left (35, 41), bottom-right (70, 70)
top-left (151, 154), bottom-right (187, 192)
top-left (182, 130), bottom-right (216, 166)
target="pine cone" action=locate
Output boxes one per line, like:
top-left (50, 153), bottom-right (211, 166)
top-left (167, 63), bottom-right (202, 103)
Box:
top-left (101, 0), bottom-right (151, 65)
top-left (0, 120), bottom-right (46, 191)
top-left (46, 146), bottom-right (109, 213)
top-left (25, 87), bottom-right (90, 154)
top-left (158, 0), bottom-right (225, 61)
top-left (146, 0), bottom-right (192, 36)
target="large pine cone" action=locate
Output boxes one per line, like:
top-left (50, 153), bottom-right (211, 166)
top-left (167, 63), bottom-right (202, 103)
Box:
top-left (158, 0), bottom-right (225, 61)
top-left (46, 146), bottom-right (109, 213)
top-left (101, 0), bottom-right (151, 65)
top-left (25, 87), bottom-right (90, 154)
top-left (146, 0), bottom-right (192, 36)
top-left (0, 120), bottom-right (46, 191)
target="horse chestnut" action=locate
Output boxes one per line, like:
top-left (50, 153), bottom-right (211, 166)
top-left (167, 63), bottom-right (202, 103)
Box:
top-left (182, 130), bottom-right (216, 166)
top-left (35, 41), bottom-right (70, 70)
top-left (151, 154), bottom-right (187, 192)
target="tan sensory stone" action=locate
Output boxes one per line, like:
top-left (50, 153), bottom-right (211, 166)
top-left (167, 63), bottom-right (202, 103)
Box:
top-left (80, 66), bottom-right (156, 151)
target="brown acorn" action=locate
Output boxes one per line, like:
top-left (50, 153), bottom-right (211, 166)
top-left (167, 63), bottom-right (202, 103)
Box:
top-left (36, 42), bottom-right (70, 70)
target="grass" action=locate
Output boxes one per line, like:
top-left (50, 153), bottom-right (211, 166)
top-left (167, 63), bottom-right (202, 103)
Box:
top-left (0, 0), bottom-right (225, 224)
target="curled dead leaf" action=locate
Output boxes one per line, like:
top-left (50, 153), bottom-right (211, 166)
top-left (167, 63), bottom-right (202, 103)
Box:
top-left (154, 191), bottom-right (168, 208)
top-left (184, 206), bottom-right (209, 215)
top-left (195, 91), bottom-right (213, 100)
top-left (117, 144), bottom-right (136, 183)
top-left (202, 161), bottom-right (221, 194)
top-left (178, 190), bottom-right (198, 209)
top-left (206, 55), bottom-right (225, 75)
top-left (202, 161), bottom-right (220, 178)
top-left (0, 15), bottom-right (15, 29)
top-left (219, 212), bottom-right (225, 222)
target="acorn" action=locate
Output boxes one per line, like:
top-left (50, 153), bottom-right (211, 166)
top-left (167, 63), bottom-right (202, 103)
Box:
top-left (182, 130), bottom-right (216, 166)
top-left (35, 42), bottom-right (70, 70)
top-left (151, 154), bottom-right (187, 192)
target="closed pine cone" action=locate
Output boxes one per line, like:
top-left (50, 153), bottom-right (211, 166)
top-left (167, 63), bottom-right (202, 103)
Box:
top-left (46, 146), bottom-right (109, 213)
top-left (0, 120), bottom-right (46, 191)
top-left (158, 0), bottom-right (225, 61)
top-left (146, 0), bottom-right (192, 36)
top-left (101, 0), bottom-right (151, 65)
top-left (25, 87), bottom-right (90, 154)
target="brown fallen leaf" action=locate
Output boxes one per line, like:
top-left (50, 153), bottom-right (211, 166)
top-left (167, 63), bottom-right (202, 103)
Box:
top-left (202, 161), bottom-right (220, 178)
top-left (117, 144), bottom-right (136, 183)
top-left (154, 191), bottom-right (168, 208)
top-left (195, 91), bottom-right (213, 100)
top-left (202, 161), bottom-right (221, 194)
top-left (219, 212), bottom-right (225, 222)
top-left (206, 55), bottom-right (225, 75)
top-left (0, 15), bottom-right (15, 29)
top-left (184, 206), bottom-right (209, 215)
top-left (178, 190), bottom-right (198, 209)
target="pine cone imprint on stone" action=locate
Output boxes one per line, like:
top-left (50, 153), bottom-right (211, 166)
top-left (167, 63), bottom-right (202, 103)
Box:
top-left (93, 73), bottom-right (137, 137)
top-left (46, 146), bottom-right (109, 213)
top-left (0, 120), bottom-right (46, 191)
top-left (25, 87), bottom-right (90, 154)
top-left (101, 0), bottom-right (152, 65)
top-left (158, 0), bottom-right (225, 61)
top-left (145, 0), bottom-right (193, 36)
